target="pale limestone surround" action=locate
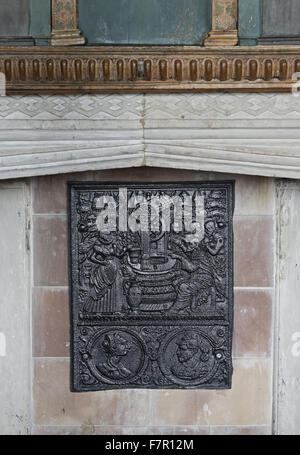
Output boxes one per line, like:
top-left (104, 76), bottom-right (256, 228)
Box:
top-left (1, 93), bottom-right (300, 179)
top-left (31, 168), bottom-right (275, 435)
top-left (275, 180), bottom-right (300, 435)
top-left (0, 93), bottom-right (299, 434)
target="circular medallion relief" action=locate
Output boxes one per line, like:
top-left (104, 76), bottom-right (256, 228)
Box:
top-left (158, 329), bottom-right (218, 386)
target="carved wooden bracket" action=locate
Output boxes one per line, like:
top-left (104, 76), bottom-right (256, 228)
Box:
top-left (0, 45), bottom-right (299, 94)
top-left (51, 0), bottom-right (85, 46)
top-left (205, 0), bottom-right (238, 47)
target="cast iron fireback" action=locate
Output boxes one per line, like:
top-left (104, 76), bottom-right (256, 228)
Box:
top-left (69, 182), bottom-right (234, 391)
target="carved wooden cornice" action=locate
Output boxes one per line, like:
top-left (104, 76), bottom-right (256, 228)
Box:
top-left (0, 45), bottom-right (300, 93)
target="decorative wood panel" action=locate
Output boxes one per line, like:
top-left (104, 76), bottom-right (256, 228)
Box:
top-left (1, 92), bottom-right (300, 180)
top-left (259, 0), bottom-right (300, 45)
top-left (0, 0), bottom-right (34, 46)
top-left (30, 0), bottom-right (51, 46)
top-left (77, 0), bottom-right (211, 46)
top-left (0, 46), bottom-right (300, 93)
top-left (239, 0), bottom-right (262, 46)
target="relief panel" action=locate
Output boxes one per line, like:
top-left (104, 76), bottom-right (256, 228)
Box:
top-left (69, 182), bottom-right (234, 390)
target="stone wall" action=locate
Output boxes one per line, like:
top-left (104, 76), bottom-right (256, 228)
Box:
top-left (1, 92), bottom-right (300, 435)
top-left (30, 167), bottom-right (275, 435)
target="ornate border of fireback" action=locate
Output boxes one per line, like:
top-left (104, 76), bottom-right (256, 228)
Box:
top-left (1, 45), bottom-right (300, 93)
